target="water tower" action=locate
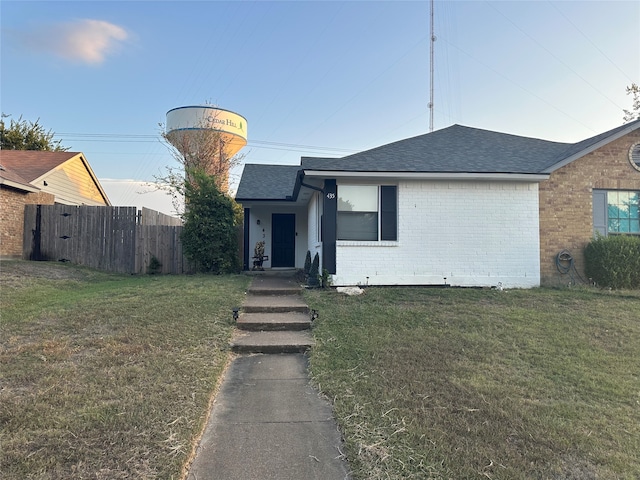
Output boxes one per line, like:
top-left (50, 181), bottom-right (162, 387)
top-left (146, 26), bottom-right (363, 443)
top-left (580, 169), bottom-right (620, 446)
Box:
top-left (165, 105), bottom-right (248, 191)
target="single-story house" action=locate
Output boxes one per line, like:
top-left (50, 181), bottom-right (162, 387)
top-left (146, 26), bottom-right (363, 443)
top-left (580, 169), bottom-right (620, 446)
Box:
top-left (235, 119), bottom-right (640, 288)
top-left (0, 151), bottom-right (110, 258)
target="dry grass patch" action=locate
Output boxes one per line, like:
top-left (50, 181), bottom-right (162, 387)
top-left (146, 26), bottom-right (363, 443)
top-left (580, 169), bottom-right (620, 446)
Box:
top-left (306, 286), bottom-right (640, 480)
top-left (0, 260), bottom-right (250, 479)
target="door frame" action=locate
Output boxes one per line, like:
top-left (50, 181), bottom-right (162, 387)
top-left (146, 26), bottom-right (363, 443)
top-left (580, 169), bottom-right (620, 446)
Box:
top-left (271, 213), bottom-right (296, 267)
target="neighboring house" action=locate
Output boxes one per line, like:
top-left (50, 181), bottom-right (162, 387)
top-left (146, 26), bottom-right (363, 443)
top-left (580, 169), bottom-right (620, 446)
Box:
top-left (235, 119), bottom-right (640, 288)
top-left (0, 151), bottom-right (110, 258)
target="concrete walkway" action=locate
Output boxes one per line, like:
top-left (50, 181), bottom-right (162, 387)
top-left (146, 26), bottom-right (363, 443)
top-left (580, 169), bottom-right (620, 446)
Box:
top-left (186, 274), bottom-right (350, 480)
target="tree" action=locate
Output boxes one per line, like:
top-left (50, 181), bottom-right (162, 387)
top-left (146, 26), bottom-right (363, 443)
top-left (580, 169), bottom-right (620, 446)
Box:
top-left (623, 83), bottom-right (640, 123)
top-left (180, 168), bottom-right (240, 274)
top-left (0, 114), bottom-right (68, 151)
top-left (155, 112), bottom-right (244, 214)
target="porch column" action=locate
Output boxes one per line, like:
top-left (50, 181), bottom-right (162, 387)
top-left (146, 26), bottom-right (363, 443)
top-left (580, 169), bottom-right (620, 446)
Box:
top-left (322, 179), bottom-right (337, 274)
top-left (243, 208), bottom-right (250, 271)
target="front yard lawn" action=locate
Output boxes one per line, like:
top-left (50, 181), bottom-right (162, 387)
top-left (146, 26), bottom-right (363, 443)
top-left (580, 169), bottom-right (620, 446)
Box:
top-left (306, 286), bottom-right (640, 480)
top-left (3, 260), bottom-right (638, 480)
top-left (0, 260), bottom-right (250, 479)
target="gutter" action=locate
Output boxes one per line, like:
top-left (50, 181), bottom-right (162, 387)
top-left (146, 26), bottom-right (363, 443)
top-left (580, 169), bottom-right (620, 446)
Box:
top-left (297, 170), bottom-right (324, 194)
top-left (0, 177), bottom-right (41, 193)
top-left (302, 170), bottom-right (550, 182)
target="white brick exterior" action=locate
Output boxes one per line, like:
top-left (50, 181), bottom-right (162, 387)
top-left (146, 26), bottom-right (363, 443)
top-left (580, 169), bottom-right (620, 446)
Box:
top-left (331, 180), bottom-right (540, 288)
top-left (306, 192), bottom-right (323, 264)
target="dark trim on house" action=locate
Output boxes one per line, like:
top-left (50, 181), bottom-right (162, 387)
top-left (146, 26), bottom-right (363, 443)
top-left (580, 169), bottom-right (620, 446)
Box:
top-left (243, 207), bottom-right (250, 270)
top-left (322, 179), bottom-right (337, 274)
top-left (380, 185), bottom-right (398, 241)
top-left (291, 169), bottom-right (304, 200)
top-left (299, 170), bottom-right (325, 194)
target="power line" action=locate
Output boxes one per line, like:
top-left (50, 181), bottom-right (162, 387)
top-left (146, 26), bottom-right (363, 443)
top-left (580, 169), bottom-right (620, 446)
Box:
top-left (547, 0), bottom-right (634, 84)
top-left (486, 1), bottom-right (626, 110)
top-left (56, 132), bottom-right (359, 155)
top-left (438, 36), bottom-right (598, 133)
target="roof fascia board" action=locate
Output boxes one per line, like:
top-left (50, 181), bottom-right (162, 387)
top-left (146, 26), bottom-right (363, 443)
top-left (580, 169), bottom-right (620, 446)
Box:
top-left (303, 170), bottom-right (549, 182)
top-left (78, 153), bottom-right (112, 205)
top-left (0, 178), bottom-right (41, 192)
top-left (235, 198), bottom-right (296, 203)
top-left (32, 153), bottom-right (112, 205)
top-left (543, 122), bottom-right (640, 174)
top-left (235, 199), bottom-right (305, 208)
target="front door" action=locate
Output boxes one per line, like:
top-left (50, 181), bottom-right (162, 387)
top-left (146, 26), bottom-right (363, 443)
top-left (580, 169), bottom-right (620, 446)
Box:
top-left (271, 214), bottom-right (295, 267)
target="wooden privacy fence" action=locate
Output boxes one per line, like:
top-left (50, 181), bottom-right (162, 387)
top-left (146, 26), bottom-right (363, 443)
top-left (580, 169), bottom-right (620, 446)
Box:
top-left (23, 205), bottom-right (193, 274)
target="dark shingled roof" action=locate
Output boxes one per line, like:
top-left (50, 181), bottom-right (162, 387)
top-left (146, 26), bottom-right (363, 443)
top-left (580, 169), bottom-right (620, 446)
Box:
top-left (235, 164), bottom-right (301, 200)
top-left (540, 119), bottom-right (640, 172)
top-left (301, 125), bottom-right (571, 174)
top-left (236, 120), bottom-right (640, 202)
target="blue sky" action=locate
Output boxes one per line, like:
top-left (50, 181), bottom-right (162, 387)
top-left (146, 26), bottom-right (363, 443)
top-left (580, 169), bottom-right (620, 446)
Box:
top-left (2, 0), bottom-right (638, 215)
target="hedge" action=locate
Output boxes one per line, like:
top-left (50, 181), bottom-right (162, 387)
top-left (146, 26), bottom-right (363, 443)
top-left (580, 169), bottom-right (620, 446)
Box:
top-left (584, 235), bottom-right (640, 289)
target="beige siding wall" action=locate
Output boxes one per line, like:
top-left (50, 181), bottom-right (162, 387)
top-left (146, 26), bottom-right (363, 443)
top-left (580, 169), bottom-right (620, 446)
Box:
top-left (539, 130), bottom-right (640, 286)
top-left (39, 155), bottom-right (108, 206)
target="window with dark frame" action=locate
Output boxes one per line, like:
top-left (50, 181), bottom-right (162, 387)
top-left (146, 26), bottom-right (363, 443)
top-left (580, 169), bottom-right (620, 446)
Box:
top-left (337, 185), bottom-right (397, 241)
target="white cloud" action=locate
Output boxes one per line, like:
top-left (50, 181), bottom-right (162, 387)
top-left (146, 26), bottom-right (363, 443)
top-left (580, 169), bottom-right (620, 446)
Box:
top-left (21, 19), bottom-right (128, 65)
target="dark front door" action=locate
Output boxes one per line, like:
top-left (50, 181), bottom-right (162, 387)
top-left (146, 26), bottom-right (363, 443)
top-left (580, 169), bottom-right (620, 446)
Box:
top-left (271, 214), bottom-right (295, 267)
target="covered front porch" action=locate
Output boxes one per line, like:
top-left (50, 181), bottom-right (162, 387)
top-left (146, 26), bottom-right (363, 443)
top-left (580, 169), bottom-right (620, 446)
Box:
top-left (242, 204), bottom-right (309, 271)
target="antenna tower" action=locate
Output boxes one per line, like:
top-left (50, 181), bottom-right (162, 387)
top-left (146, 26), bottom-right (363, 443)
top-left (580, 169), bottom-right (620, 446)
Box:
top-left (428, 0), bottom-right (435, 132)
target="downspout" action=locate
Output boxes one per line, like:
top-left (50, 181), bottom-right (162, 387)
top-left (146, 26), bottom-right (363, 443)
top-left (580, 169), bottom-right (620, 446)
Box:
top-left (298, 171), bottom-right (325, 194)
top-left (300, 180), bottom-right (325, 194)
top-left (297, 171), bottom-right (337, 274)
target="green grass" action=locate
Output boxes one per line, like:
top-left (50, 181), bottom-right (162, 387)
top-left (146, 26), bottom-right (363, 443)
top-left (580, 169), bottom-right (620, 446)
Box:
top-left (0, 260), bottom-right (250, 479)
top-left (4, 261), bottom-right (639, 479)
top-left (305, 286), bottom-right (640, 480)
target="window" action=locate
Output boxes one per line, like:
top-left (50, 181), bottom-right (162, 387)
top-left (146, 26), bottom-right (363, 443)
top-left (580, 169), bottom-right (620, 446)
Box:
top-left (593, 190), bottom-right (640, 235)
top-left (608, 191), bottom-right (640, 234)
top-left (629, 143), bottom-right (640, 172)
top-left (337, 185), bottom-right (397, 241)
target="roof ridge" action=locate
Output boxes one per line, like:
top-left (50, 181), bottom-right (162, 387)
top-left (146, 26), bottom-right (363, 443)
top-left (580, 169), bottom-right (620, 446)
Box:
top-left (541, 118), bottom-right (640, 171)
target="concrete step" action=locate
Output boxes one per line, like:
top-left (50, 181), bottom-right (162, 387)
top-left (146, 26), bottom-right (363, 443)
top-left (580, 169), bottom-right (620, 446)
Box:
top-left (247, 276), bottom-right (303, 296)
top-left (230, 330), bottom-right (315, 354)
top-left (247, 286), bottom-right (302, 296)
top-left (237, 312), bottom-right (312, 331)
top-left (242, 294), bottom-right (309, 314)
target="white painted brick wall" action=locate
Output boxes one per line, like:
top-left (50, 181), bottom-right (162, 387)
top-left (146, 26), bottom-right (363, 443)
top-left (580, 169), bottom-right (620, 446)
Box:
top-left (332, 180), bottom-right (540, 288)
top-left (306, 192), bottom-right (322, 264)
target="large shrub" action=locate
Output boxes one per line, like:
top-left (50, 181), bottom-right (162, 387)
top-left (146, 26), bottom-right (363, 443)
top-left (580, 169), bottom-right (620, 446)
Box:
top-left (584, 235), bottom-right (640, 289)
top-left (181, 169), bottom-right (240, 274)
